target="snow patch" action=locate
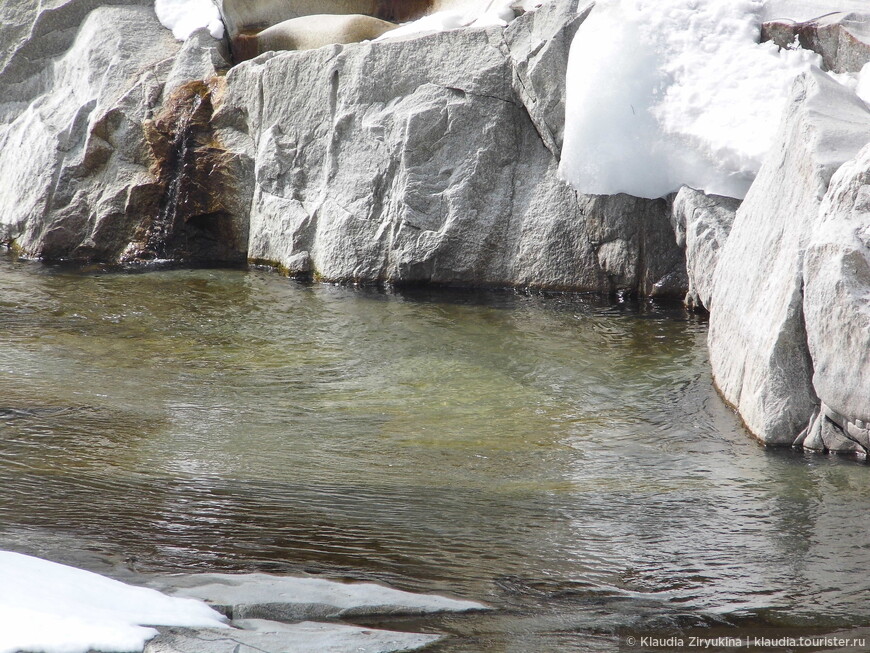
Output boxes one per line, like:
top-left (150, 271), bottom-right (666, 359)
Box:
top-left (154, 0), bottom-right (224, 40)
top-left (559, 0), bottom-right (824, 199)
top-left (0, 551), bottom-right (227, 653)
top-left (858, 62), bottom-right (870, 106)
top-left (377, 0), bottom-right (530, 41)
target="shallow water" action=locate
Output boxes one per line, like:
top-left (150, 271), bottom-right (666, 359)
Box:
top-left (2, 255), bottom-right (870, 651)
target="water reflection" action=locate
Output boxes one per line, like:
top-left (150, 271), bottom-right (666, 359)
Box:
top-left (2, 255), bottom-right (870, 651)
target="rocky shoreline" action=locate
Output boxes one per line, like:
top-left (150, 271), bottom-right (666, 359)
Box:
top-left (1, 0), bottom-right (869, 454)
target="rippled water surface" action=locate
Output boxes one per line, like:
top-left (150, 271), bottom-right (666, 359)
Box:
top-left (3, 256), bottom-right (870, 651)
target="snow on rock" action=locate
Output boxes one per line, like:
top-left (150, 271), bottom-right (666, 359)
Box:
top-left (560, 0), bottom-right (823, 200)
top-left (146, 620), bottom-right (441, 653)
top-left (160, 572), bottom-right (488, 622)
top-left (0, 551), bottom-right (227, 653)
top-left (154, 0), bottom-right (224, 40)
top-left (377, 0), bottom-right (521, 41)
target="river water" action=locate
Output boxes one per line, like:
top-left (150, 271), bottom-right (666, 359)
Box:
top-left (2, 255), bottom-right (870, 652)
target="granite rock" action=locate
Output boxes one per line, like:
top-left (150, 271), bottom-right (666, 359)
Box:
top-left (216, 5), bottom-right (686, 294)
top-left (671, 186), bottom-right (740, 311)
top-left (0, 1), bottom-right (244, 263)
top-left (762, 11), bottom-right (870, 74)
top-left (708, 68), bottom-right (870, 444)
top-left (799, 142), bottom-right (870, 452)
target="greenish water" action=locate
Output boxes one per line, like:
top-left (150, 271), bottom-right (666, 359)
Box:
top-left (2, 255), bottom-right (870, 652)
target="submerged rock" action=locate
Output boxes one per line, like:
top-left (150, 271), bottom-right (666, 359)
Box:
top-left (159, 571), bottom-right (487, 621)
top-left (708, 68), bottom-right (870, 445)
top-left (146, 620), bottom-right (440, 653)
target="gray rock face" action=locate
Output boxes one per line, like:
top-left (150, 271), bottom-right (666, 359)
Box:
top-left (216, 2), bottom-right (686, 294)
top-left (0, 2), bottom-right (176, 259)
top-left (671, 187), bottom-right (740, 311)
top-left (0, 1), bottom-right (246, 264)
top-left (762, 12), bottom-right (870, 74)
top-left (796, 142), bottom-right (870, 452)
top-left (708, 68), bottom-right (870, 445)
top-left (0, 0), bottom-right (685, 296)
top-left (504, 0), bottom-right (591, 158)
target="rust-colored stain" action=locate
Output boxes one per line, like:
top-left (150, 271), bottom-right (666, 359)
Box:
top-left (131, 78), bottom-right (244, 264)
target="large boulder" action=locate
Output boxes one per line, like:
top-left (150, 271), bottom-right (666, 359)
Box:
top-left (762, 11), bottom-right (870, 74)
top-left (215, 1), bottom-right (686, 294)
top-left (0, 2), bottom-right (177, 259)
top-left (0, 1), bottom-right (244, 264)
top-left (708, 68), bottom-right (870, 444)
top-left (798, 142), bottom-right (870, 453)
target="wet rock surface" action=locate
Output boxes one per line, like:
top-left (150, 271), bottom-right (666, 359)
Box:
top-left (143, 572), bottom-right (486, 653)
top-left (155, 571), bottom-right (488, 621)
top-left (0, 0), bottom-right (244, 264)
top-left (127, 78), bottom-right (249, 264)
top-left (146, 620), bottom-right (440, 653)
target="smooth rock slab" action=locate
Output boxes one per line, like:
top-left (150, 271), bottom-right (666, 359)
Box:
top-left (146, 620), bottom-right (440, 653)
top-left (161, 572), bottom-right (488, 621)
top-left (708, 68), bottom-right (870, 444)
top-left (802, 142), bottom-right (870, 432)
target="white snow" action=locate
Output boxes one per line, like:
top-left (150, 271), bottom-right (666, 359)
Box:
top-left (154, 0), bottom-right (224, 40)
top-left (377, 0), bottom-right (534, 41)
top-left (559, 0), bottom-right (831, 200)
top-left (858, 62), bottom-right (870, 105)
top-left (0, 551), bottom-right (227, 653)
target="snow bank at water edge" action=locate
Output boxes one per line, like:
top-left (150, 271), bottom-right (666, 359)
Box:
top-left (0, 551), bottom-right (227, 653)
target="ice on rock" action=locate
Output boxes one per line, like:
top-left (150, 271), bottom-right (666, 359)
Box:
top-left (0, 551), bottom-right (227, 653)
top-left (560, 0), bottom-right (823, 199)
